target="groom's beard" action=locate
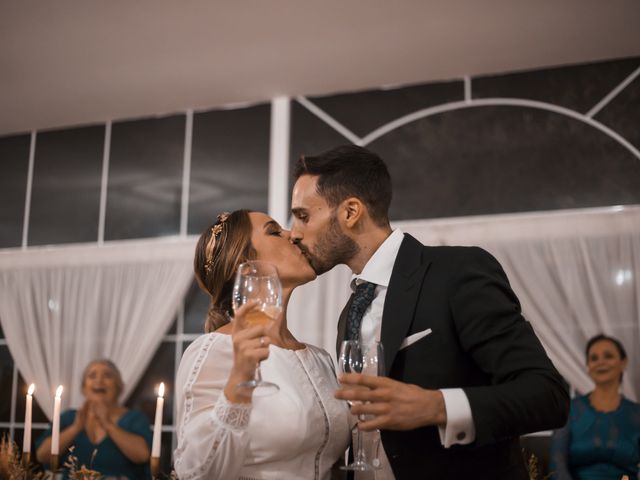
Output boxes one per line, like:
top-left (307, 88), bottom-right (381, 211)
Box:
top-left (299, 214), bottom-right (359, 275)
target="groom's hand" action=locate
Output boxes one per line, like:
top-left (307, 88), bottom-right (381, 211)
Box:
top-left (335, 373), bottom-right (447, 431)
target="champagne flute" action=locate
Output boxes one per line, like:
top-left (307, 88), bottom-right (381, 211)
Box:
top-left (364, 341), bottom-right (385, 469)
top-left (232, 260), bottom-right (282, 395)
top-left (338, 340), bottom-right (376, 471)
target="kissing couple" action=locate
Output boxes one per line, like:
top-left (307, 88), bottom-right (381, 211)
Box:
top-left (173, 145), bottom-right (569, 480)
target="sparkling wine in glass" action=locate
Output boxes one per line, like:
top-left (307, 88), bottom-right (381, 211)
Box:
top-left (338, 340), bottom-right (377, 472)
top-left (232, 260), bottom-right (282, 395)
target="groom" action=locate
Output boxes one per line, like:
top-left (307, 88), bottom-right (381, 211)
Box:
top-left (290, 145), bottom-right (569, 479)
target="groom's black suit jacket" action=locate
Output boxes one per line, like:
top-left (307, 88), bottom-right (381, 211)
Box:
top-left (337, 234), bottom-right (569, 479)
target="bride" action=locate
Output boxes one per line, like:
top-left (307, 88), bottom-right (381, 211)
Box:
top-left (173, 210), bottom-right (351, 480)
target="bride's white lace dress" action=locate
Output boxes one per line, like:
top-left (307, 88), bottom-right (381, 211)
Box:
top-left (174, 333), bottom-right (351, 480)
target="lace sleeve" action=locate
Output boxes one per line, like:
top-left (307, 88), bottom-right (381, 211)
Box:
top-left (213, 391), bottom-right (251, 428)
top-left (174, 335), bottom-right (253, 480)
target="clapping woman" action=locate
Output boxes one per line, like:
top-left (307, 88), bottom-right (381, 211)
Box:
top-left (36, 359), bottom-right (152, 479)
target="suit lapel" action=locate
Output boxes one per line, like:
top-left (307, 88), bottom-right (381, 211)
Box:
top-left (380, 234), bottom-right (431, 374)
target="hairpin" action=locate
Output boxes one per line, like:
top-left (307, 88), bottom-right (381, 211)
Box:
top-left (204, 212), bottom-right (231, 273)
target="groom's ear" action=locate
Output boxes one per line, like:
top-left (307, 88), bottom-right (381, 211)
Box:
top-left (341, 197), bottom-right (364, 228)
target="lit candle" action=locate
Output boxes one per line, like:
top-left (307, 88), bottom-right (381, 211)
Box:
top-left (51, 385), bottom-right (63, 455)
top-left (23, 384), bottom-right (35, 454)
top-left (151, 383), bottom-right (164, 458)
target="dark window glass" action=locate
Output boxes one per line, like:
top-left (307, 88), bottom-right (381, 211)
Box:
top-left (308, 80), bottom-right (463, 138)
top-left (106, 115), bottom-right (185, 240)
top-left (125, 342), bottom-right (175, 425)
top-left (0, 134), bottom-right (30, 248)
top-left (473, 57), bottom-right (640, 113)
top-left (367, 106), bottom-right (640, 220)
top-left (290, 58), bottom-right (640, 220)
top-left (0, 346), bottom-right (14, 422)
top-left (592, 74), bottom-right (640, 150)
top-left (28, 126), bottom-right (104, 246)
top-left (188, 104), bottom-right (270, 235)
top-left (17, 373), bottom-right (49, 425)
top-left (184, 282), bottom-right (209, 334)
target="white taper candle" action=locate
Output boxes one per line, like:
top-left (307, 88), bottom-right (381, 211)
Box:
top-left (51, 385), bottom-right (63, 455)
top-left (151, 382), bottom-right (165, 458)
top-left (23, 384), bottom-right (35, 453)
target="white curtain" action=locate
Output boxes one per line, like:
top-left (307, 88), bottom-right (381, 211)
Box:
top-left (1, 206), bottom-right (636, 418)
top-left (0, 237), bottom-right (194, 418)
top-left (288, 206), bottom-right (640, 401)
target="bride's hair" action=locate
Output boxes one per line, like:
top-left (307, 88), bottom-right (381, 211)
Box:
top-left (194, 210), bottom-right (256, 332)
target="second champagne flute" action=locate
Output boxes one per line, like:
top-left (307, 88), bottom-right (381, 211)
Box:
top-left (364, 341), bottom-right (385, 469)
top-left (338, 340), bottom-right (377, 472)
top-left (232, 260), bottom-right (282, 395)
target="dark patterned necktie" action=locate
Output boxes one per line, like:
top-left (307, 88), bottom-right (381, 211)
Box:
top-left (345, 281), bottom-right (377, 341)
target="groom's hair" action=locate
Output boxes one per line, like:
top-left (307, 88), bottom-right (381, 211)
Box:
top-left (293, 145), bottom-right (392, 227)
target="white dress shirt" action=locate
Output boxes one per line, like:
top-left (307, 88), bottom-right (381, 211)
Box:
top-left (353, 229), bottom-right (476, 448)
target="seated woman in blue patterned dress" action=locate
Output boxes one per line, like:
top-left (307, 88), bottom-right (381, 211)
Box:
top-left (36, 359), bottom-right (152, 479)
top-left (549, 334), bottom-right (640, 480)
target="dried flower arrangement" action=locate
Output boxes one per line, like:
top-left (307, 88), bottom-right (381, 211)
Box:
top-left (63, 446), bottom-right (102, 479)
top-left (526, 451), bottom-right (551, 480)
top-left (0, 434), bottom-right (44, 480)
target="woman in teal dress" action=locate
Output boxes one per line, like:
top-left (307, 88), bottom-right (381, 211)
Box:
top-left (36, 359), bottom-right (152, 479)
top-left (550, 334), bottom-right (640, 479)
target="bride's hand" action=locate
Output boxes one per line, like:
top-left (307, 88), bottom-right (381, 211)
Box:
top-left (225, 302), bottom-right (271, 402)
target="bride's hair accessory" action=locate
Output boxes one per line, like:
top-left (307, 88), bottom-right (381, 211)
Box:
top-left (205, 212), bottom-right (230, 273)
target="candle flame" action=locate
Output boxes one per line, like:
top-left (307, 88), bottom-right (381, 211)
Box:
top-left (55, 385), bottom-right (63, 398)
top-left (158, 382), bottom-right (165, 398)
top-left (27, 384), bottom-right (35, 395)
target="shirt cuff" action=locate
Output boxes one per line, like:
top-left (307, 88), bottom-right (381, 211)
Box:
top-left (438, 388), bottom-right (475, 448)
top-left (212, 392), bottom-right (252, 431)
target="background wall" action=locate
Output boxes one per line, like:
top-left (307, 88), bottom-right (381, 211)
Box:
top-left (1, 55), bottom-right (639, 474)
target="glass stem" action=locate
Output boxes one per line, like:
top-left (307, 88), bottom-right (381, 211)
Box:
top-left (254, 363), bottom-right (263, 384)
top-left (355, 414), bottom-right (367, 463)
